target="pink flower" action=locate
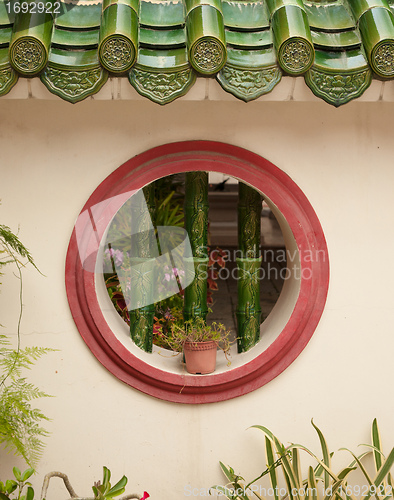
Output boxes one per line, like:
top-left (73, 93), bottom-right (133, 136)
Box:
top-left (141, 492), bottom-right (150, 500)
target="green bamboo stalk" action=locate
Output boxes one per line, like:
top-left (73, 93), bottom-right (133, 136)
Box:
top-left (129, 184), bottom-right (156, 352)
top-left (236, 183), bottom-right (262, 352)
top-left (183, 172), bottom-right (209, 322)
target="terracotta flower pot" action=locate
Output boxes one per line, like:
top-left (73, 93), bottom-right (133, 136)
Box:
top-left (183, 341), bottom-right (217, 374)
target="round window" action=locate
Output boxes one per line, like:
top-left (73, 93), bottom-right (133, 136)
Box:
top-left (66, 141), bottom-right (329, 403)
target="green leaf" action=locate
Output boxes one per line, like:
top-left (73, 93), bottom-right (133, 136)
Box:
top-left (372, 420), bottom-right (383, 474)
top-left (210, 485), bottom-right (237, 499)
top-left (290, 443), bottom-right (357, 500)
top-left (312, 420), bottom-right (331, 491)
top-left (4, 481), bottom-right (17, 494)
top-left (363, 448), bottom-right (394, 500)
top-left (265, 437), bottom-right (279, 500)
top-left (103, 466), bottom-right (111, 486)
top-left (252, 426), bottom-right (300, 497)
top-left (314, 453), bottom-right (335, 480)
top-left (341, 448), bottom-right (374, 489)
top-left (307, 467), bottom-right (318, 500)
top-left (283, 469), bottom-right (295, 500)
top-left (292, 447), bottom-right (303, 495)
top-left (13, 468), bottom-right (21, 482)
top-left (323, 478), bottom-right (347, 500)
top-left (21, 469), bottom-right (35, 482)
top-left (0, 493), bottom-right (10, 500)
top-left (107, 476), bottom-right (127, 497)
top-left (220, 462), bottom-right (237, 483)
top-left (26, 486), bottom-right (34, 500)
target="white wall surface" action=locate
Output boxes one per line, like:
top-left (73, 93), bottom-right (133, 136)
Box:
top-left (0, 98), bottom-right (393, 499)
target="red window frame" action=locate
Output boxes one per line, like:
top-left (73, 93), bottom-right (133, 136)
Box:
top-left (65, 141), bottom-right (329, 403)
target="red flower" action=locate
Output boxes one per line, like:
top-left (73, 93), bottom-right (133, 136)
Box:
top-left (141, 492), bottom-right (150, 499)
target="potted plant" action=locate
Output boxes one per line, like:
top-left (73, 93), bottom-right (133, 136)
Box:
top-left (166, 316), bottom-right (233, 374)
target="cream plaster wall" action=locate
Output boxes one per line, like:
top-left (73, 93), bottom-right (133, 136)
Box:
top-left (0, 98), bottom-right (393, 499)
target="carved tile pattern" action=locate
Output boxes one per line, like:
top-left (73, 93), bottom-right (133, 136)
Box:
top-left (192, 39), bottom-right (225, 73)
top-left (306, 68), bottom-right (372, 106)
top-left (217, 65), bottom-right (281, 101)
top-left (373, 42), bottom-right (394, 77)
top-left (11, 39), bottom-right (45, 74)
top-left (0, 67), bottom-right (18, 95)
top-left (41, 67), bottom-right (106, 102)
top-left (100, 37), bottom-right (134, 72)
top-left (280, 39), bottom-right (313, 74)
top-left (129, 68), bottom-right (195, 104)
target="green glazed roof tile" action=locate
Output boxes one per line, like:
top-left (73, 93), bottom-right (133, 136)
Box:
top-left (313, 48), bottom-right (369, 72)
top-left (52, 27), bottom-right (100, 48)
top-left (226, 29), bottom-right (272, 49)
top-left (2, 0), bottom-right (394, 105)
top-left (0, 25), bottom-right (11, 45)
top-left (139, 27), bottom-right (186, 48)
top-left (226, 47), bottom-right (277, 68)
top-left (137, 47), bottom-right (189, 70)
top-left (311, 30), bottom-right (361, 50)
top-left (0, 1), bottom-right (14, 25)
top-left (0, 45), bottom-right (9, 65)
top-left (139, 0), bottom-right (185, 28)
top-left (55, 3), bottom-right (102, 29)
top-left (48, 47), bottom-right (100, 69)
top-left (347, 0), bottom-right (391, 20)
top-left (222, 1), bottom-right (269, 30)
top-left (266, 0), bottom-right (306, 15)
top-left (185, 0), bottom-right (223, 14)
top-left (303, 2), bottom-right (356, 31)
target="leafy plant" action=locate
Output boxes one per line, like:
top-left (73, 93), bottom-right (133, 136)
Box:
top-left (211, 419), bottom-right (394, 500)
top-left (152, 304), bottom-right (184, 349)
top-left (40, 467), bottom-right (149, 500)
top-left (0, 467), bottom-right (35, 500)
top-left (0, 220), bottom-right (53, 467)
top-left (92, 466), bottom-right (128, 500)
top-left (166, 315), bottom-right (233, 360)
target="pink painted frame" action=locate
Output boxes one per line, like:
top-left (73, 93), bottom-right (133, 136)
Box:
top-left (65, 141), bottom-right (329, 403)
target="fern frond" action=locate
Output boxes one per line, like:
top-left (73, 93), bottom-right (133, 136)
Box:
top-left (0, 218), bottom-right (52, 467)
top-left (0, 225), bottom-right (36, 269)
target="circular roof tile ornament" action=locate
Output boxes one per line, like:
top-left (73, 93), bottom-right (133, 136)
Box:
top-left (10, 37), bottom-right (47, 75)
top-left (278, 38), bottom-right (314, 75)
top-left (371, 41), bottom-right (394, 77)
top-left (65, 142), bottom-right (329, 404)
top-left (190, 37), bottom-right (226, 75)
top-left (99, 35), bottom-right (136, 73)
top-left (186, 2), bottom-right (227, 75)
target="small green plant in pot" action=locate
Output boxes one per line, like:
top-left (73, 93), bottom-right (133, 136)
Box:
top-left (166, 316), bottom-right (233, 374)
